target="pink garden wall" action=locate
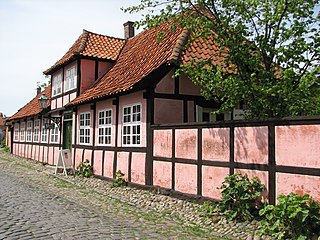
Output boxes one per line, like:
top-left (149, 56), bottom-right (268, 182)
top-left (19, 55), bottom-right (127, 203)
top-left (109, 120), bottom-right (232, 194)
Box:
top-left (152, 119), bottom-right (320, 203)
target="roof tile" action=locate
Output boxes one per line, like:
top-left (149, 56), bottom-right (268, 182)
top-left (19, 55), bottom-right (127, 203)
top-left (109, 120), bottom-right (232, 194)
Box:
top-left (43, 31), bottom-right (125, 75)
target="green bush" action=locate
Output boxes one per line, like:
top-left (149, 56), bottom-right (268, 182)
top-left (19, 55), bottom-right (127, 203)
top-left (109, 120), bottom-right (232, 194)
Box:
top-left (3, 145), bottom-right (10, 152)
top-left (111, 170), bottom-right (127, 188)
top-left (258, 193), bottom-right (320, 239)
top-left (76, 160), bottom-right (93, 178)
top-left (197, 200), bottom-right (218, 219)
top-left (216, 173), bottom-right (265, 221)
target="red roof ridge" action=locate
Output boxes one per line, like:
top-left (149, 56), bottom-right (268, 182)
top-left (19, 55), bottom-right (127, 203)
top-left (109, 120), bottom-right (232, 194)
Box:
top-left (169, 29), bottom-right (191, 64)
top-left (76, 30), bottom-right (90, 54)
top-left (84, 29), bottom-right (125, 41)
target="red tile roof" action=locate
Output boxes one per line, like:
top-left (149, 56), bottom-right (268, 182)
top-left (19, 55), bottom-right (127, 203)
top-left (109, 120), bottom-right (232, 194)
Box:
top-left (43, 30), bottom-right (125, 75)
top-left (8, 87), bottom-right (51, 121)
top-left (68, 22), bottom-right (185, 106)
top-left (181, 33), bottom-right (228, 66)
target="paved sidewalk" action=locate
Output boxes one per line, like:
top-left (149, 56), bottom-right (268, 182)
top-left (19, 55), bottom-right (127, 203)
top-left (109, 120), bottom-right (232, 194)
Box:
top-left (0, 150), bottom-right (224, 240)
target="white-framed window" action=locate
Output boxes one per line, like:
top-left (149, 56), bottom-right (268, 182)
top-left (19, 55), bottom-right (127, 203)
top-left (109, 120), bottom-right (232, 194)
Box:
top-left (52, 73), bottom-right (62, 96)
top-left (79, 112), bottom-right (91, 144)
top-left (26, 121), bottom-right (32, 142)
top-left (64, 65), bottom-right (76, 92)
top-left (196, 106), bottom-right (232, 122)
top-left (14, 123), bottom-right (19, 141)
top-left (50, 124), bottom-right (59, 143)
top-left (20, 122), bottom-right (25, 142)
top-left (122, 104), bottom-right (141, 146)
top-left (97, 109), bottom-right (112, 145)
top-left (41, 119), bottom-right (49, 142)
top-left (33, 120), bottom-right (40, 142)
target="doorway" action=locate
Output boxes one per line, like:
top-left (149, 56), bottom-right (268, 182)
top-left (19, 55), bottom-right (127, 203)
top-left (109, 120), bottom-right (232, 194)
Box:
top-left (62, 114), bottom-right (73, 150)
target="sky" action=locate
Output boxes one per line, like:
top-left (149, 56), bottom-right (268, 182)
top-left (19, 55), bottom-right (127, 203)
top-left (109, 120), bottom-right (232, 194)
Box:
top-left (0, 0), bottom-right (142, 117)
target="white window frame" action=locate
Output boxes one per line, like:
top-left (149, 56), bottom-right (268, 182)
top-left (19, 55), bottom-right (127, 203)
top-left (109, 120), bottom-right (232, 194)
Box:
top-left (41, 119), bottom-right (49, 142)
top-left (122, 104), bottom-right (141, 146)
top-left (20, 122), bottom-right (25, 142)
top-left (97, 109), bottom-right (112, 146)
top-left (26, 121), bottom-right (32, 142)
top-left (33, 120), bottom-right (40, 142)
top-left (14, 123), bottom-right (19, 141)
top-left (64, 65), bottom-right (77, 92)
top-left (50, 123), bottom-right (59, 143)
top-left (196, 106), bottom-right (231, 122)
top-left (52, 73), bottom-right (62, 96)
top-left (79, 112), bottom-right (91, 144)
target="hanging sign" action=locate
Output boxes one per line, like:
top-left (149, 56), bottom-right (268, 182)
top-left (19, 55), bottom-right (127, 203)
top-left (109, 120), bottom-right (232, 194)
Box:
top-left (45, 123), bottom-right (55, 129)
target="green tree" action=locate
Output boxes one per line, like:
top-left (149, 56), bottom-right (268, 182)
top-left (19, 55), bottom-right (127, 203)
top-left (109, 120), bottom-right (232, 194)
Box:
top-left (124, 0), bottom-right (320, 118)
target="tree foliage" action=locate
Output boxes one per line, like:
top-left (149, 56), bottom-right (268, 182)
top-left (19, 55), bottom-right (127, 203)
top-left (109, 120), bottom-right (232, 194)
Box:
top-left (124, 0), bottom-right (320, 118)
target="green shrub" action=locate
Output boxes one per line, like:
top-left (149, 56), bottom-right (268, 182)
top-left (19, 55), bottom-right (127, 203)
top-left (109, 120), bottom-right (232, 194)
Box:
top-left (258, 193), bottom-right (320, 240)
top-left (111, 170), bottom-right (127, 188)
top-left (3, 145), bottom-right (10, 152)
top-left (216, 173), bottom-right (265, 221)
top-left (197, 200), bottom-right (218, 219)
top-left (76, 160), bottom-right (93, 178)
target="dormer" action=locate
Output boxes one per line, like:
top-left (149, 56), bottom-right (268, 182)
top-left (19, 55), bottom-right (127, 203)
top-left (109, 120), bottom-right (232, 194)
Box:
top-left (43, 30), bottom-right (125, 111)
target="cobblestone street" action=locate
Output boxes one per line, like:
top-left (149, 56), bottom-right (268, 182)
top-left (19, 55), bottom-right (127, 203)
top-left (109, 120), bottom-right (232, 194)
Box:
top-left (0, 151), bottom-right (224, 240)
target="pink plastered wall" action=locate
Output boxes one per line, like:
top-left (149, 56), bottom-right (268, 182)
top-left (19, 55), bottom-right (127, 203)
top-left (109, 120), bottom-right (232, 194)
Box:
top-left (93, 150), bottom-right (103, 176)
top-left (153, 161), bottom-right (172, 189)
top-left (83, 149), bottom-right (92, 163)
top-left (98, 62), bottom-right (113, 79)
top-left (39, 146), bottom-right (44, 162)
top-left (202, 128), bottom-right (229, 161)
top-left (188, 101), bottom-right (195, 122)
top-left (103, 151), bottom-right (114, 178)
top-left (117, 152), bottom-right (129, 181)
top-left (202, 166), bottom-right (229, 199)
top-left (48, 147), bottom-right (54, 165)
top-left (33, 145), bottom-right (40, 161)
top-left (153, 129), bottom-right (172, 158)
top-left (70, 92), bottom-right (77, 102)
top-left (155, 69), bottom-right (175, 94)
top-left (131, 152), bottom-right (146, 185)
top-left (276, 173), bottom-right (320, 202)
top-left (80, 59), bottom-right (95, 94)
top-left (56, 97), bottom-right (63, 109)
top-left (75, 148), bottom-right (83, 168)
top-left (118, 91), bottom-right (147, 147)
top-left (51, 99), bottom-right (56, 109)
top-left (95, 99), bottom-right (116, 146)
top-left (234, 127), bottom-right (268, 164)
top-left (175, 129), bottom-right (197, 160)
top-left (73, 149), bottom-right (92, 169)
top-left (179, 74), bottom-right (201, 95)
top-left (154, 98), bottom-right (183, 124)
top-left (175, 163), bottom-right (197, 195)
top-left (27, 145), bottom-right (32, 159)
top-left (43, 146), bottom-right (48, 163)
top-left (276, 125), bottom-right (320, 168)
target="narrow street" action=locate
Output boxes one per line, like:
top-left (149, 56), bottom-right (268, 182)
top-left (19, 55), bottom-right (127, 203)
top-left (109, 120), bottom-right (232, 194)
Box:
top-left (0, 151), bottom-right (223, 240)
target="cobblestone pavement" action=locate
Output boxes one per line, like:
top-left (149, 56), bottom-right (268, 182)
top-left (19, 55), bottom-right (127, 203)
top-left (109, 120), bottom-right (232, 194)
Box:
top-left (0, 151), bottom-right (224, 240)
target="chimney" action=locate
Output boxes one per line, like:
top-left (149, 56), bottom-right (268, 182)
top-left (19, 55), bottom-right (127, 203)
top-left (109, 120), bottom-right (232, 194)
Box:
top-left (37, 86), bottom-right (41, 95)
top-left (123, 21), bottom-right (135, 39)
